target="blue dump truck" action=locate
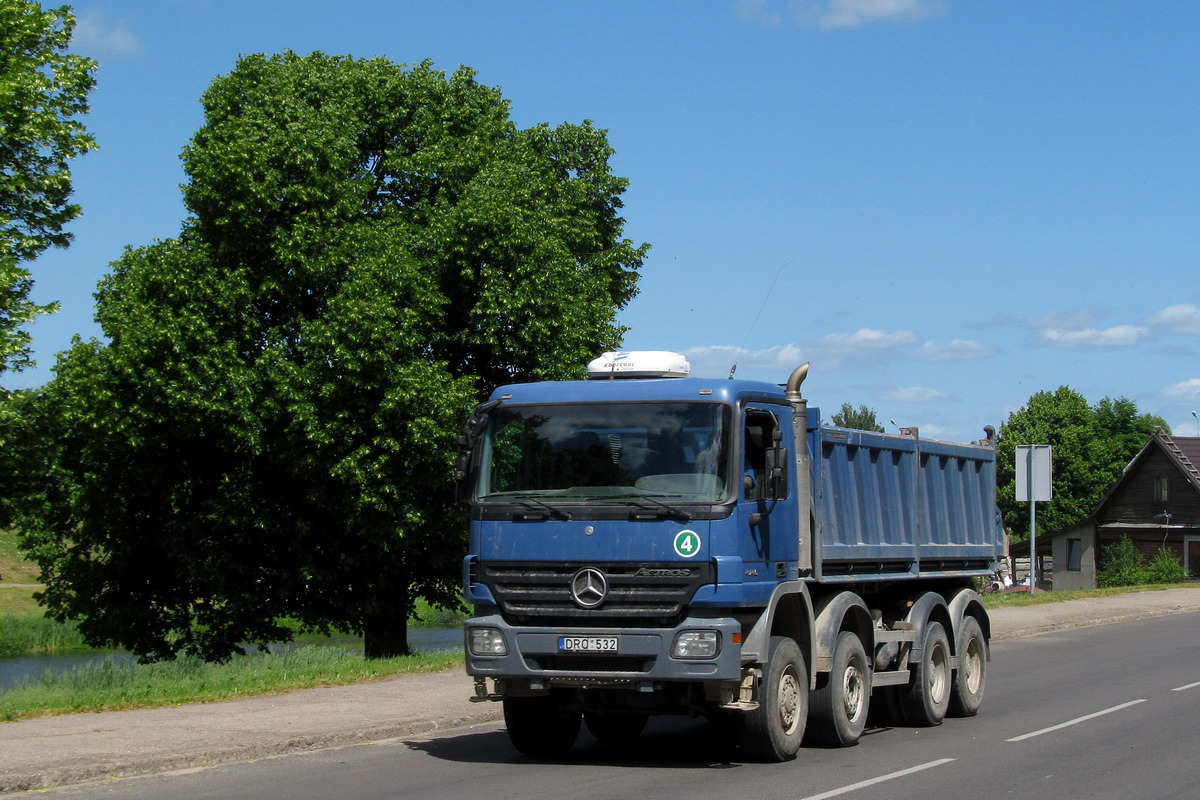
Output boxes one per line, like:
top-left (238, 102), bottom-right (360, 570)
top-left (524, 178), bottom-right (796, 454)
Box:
top-left (456, 351), bottom-right (1003, 761)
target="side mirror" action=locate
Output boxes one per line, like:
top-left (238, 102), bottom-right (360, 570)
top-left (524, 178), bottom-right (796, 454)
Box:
top-left (455, 398), bottom-right (501, 504)
top-left (763, 446), bottom-right (788, 502)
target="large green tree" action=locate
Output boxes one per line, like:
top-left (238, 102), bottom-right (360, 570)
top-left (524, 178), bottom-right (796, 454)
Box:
top-left (995, 388), bottom-right (1167, 541)
top-left (830, 403), bottom-right (885, 432)
top-left (0, 0), bottom-right (96, 374)
top-left (11, 52), bottom-right (646, 660)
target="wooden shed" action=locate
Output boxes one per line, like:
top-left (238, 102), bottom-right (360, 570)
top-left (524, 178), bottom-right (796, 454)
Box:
top-left (1049, 428), bottom-right (1200, 590)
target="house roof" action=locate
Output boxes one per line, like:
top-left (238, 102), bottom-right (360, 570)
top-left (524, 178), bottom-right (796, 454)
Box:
top-left (1170, 435), bottom-right (1200, 480)
top-left (1123, 427), bottom-right (1200, 497)
top-left (1013, 429), bottom-right (1200, 555)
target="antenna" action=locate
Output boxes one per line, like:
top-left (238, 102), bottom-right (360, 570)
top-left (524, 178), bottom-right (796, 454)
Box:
top-left (728, 258), bottom-right (795, 379)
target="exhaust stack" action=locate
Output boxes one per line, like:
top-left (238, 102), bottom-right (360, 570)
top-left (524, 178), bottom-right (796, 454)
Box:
top-left (786, 363), bottom-right (812, 574)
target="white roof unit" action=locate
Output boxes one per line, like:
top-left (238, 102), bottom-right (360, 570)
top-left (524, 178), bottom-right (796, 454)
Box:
top-left (586, 351), bottom-right (691, 379)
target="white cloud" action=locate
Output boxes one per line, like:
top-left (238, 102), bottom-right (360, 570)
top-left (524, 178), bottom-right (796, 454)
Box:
top-left (72, 11), bottom-right (141, 58)
top-left (1147, 303), bottom-right (1200, 335)
top-left (885, 385), bottom-right (947, 403)
top-left (1163, 379), bottom-right (1200, 402)
top-left (797, 0), bottom-right (947, 28)
top-left (685, 327), bottom-right (917, 377)
top-left (1038, 324), bottom-right (1149, 348)
top-left (913, 338), bottom-right (992, 362)
top-left (799, 328), bottom-right (919, 368)
top-left (683, 344), bottom-right (807, 380)
top-left (816, 327), bottom-right (919, 352)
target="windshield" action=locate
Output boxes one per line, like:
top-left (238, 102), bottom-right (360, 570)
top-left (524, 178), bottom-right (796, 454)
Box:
top-left (477, 402), bottom-right (731, 503)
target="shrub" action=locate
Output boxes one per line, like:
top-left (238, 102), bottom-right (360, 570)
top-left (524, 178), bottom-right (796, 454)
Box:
top-left (1097, 536), bottom-right (1148, 588)
top-left (1146, 548), bottom-right (1188, 584)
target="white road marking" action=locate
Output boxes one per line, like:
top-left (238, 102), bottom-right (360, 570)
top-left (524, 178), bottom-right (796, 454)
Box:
top-left (1171, 680), bottom-right (1200, 692)
top-left (797, 758), bottom-right (957, 800)
top-left (1006, 699), bottom-right (1147, 742)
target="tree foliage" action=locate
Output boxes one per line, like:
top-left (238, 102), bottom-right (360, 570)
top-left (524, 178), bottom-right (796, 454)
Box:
top-left (830, 403), bottom-right (885, 432)
top-left (0, 0), bottom-right (96, 374)
top-left (9, 52), bottom-right (646, 661)
top-left (996, 388), bottom-right (1168, 541)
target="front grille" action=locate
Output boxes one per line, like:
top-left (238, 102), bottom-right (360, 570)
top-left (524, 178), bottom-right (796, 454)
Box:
top-left (477, 561), bottom-right (714, 628)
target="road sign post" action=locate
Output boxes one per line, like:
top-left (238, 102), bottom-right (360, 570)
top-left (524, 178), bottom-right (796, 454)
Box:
top-left (1015, 445), bottom-right (1052, 593)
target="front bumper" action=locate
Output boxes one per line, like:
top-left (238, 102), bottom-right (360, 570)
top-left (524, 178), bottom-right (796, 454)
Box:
top-left (464, 613), bottom-right (744, 690)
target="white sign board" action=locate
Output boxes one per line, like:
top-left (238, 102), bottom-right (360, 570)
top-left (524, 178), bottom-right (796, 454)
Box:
top-left (1015, 445), bottom-right (1053, 502)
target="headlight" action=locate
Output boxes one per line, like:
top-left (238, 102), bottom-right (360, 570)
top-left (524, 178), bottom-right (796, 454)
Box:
top-left (672, 630), bottom-right (720, 659)
top-left (468, 627), bottom-right (508, 656)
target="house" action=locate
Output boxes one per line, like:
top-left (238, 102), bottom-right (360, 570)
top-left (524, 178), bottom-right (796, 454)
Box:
top-left (1045, 428), bottom-right (1200, 590)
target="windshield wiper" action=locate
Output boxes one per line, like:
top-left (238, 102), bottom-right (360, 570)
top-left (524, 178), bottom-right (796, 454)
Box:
top-left (600, 492), bottom-right (694, 522)
top-left (483, 492), bottom-right (573, 521)
top-left (515, 497), bottom-right (572, 521)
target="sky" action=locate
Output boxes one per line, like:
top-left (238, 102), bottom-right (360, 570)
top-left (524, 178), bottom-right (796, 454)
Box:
top-left (7, 0), bottom-right (1200, 443)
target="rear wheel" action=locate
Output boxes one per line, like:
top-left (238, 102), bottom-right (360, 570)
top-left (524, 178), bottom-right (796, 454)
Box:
top-left (740, 636), bottom-right (808, 761)
top-left (899, 620), bottom-right (951, 726)
top-left (503, 694), bottom-right (582, 757)
top-left (808, 631), bottom-right (871, 747)
top-left (949, 615), bottom-right (987, 717)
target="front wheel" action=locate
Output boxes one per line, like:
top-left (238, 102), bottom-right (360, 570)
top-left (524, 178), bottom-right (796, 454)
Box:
top-left (807, 630), bottom-right (871, 747)
top-left (503, 694), bottom-right (582, 757)
top-left (740, 636), bottom-right (808, 761)
top-left (949, 615), bottom-right (987, 717)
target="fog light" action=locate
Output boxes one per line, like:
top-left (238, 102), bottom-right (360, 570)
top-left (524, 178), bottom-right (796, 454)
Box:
top-left (468, 627), bottom-right (508, 656)
top-left (672, 630), bottom-right (720, 659)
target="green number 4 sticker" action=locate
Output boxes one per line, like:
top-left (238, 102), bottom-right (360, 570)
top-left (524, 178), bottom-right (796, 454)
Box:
top-left (674, 530), bottom-right (701, 558)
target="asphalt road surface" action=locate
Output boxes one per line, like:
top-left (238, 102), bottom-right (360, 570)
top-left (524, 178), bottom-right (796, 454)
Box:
top-left (37, 610), bottom-right (1200, 800)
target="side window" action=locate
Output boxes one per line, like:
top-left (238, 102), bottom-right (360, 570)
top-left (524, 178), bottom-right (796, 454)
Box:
top-left (1066, 538), bottom-right (1082, 571)
top-left (743, 410), bottom-right (778, 501)
top-left (1153, 475), bottom-right (1169, 502)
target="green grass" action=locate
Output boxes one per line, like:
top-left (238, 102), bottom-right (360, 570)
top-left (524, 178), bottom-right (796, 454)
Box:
top-left (0, 529), bottom-right (39, 586)
top-left (981, 581), bottom-right (1200, 609)
top-left (0, 645), bottom-right (465, 722)
top-left (408, 597), bottom-right (468, 628)
top-left (0, 616), bottom-right (89, 657)
top-left (0, 588), bottom-right (42, 618)
top-left (0, 528), bottom-right (43, 621)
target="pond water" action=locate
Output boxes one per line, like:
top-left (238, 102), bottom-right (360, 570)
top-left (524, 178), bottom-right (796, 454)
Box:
top-left (0, 627), bottom-right (463, 690)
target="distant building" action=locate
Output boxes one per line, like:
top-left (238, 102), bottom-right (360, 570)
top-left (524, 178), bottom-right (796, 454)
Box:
top-left (1040, 428), bottom-right (1200, 590)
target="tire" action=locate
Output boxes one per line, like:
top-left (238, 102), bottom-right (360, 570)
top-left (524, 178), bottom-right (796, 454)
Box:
top-left (503, 694), bottom-right (582, 757)
top-left (948, 615), bottom-right (987, 717)
top-left (899, 620), bottom-right (951, 726)
top-left (807, 631), bottom-right (871, 747)
top-left (584, 711), bottom-right (649, 745)
top-left (740, 636), bottom-right (808, 761)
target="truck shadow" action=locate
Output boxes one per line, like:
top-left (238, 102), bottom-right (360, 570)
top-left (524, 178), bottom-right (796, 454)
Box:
top-left (406, 716), bottom-right (903, 768)
top-left (405, 716), bottom-right (751, 770)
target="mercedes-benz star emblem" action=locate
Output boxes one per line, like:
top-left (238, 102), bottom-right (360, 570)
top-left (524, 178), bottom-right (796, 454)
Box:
top-left (570, 567), bottom-right (608, 609)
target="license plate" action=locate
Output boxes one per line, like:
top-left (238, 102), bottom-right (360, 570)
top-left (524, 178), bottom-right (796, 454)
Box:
top-left (558, 636), bottom-right (619, 653)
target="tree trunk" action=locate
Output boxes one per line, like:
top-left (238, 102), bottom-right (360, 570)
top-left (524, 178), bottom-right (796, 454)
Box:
top-left (363, 613), bottom-right (410, 659)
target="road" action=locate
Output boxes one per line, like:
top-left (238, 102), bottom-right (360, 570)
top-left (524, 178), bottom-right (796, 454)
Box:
top-left (37, 611), bottom-right (1200, 800)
